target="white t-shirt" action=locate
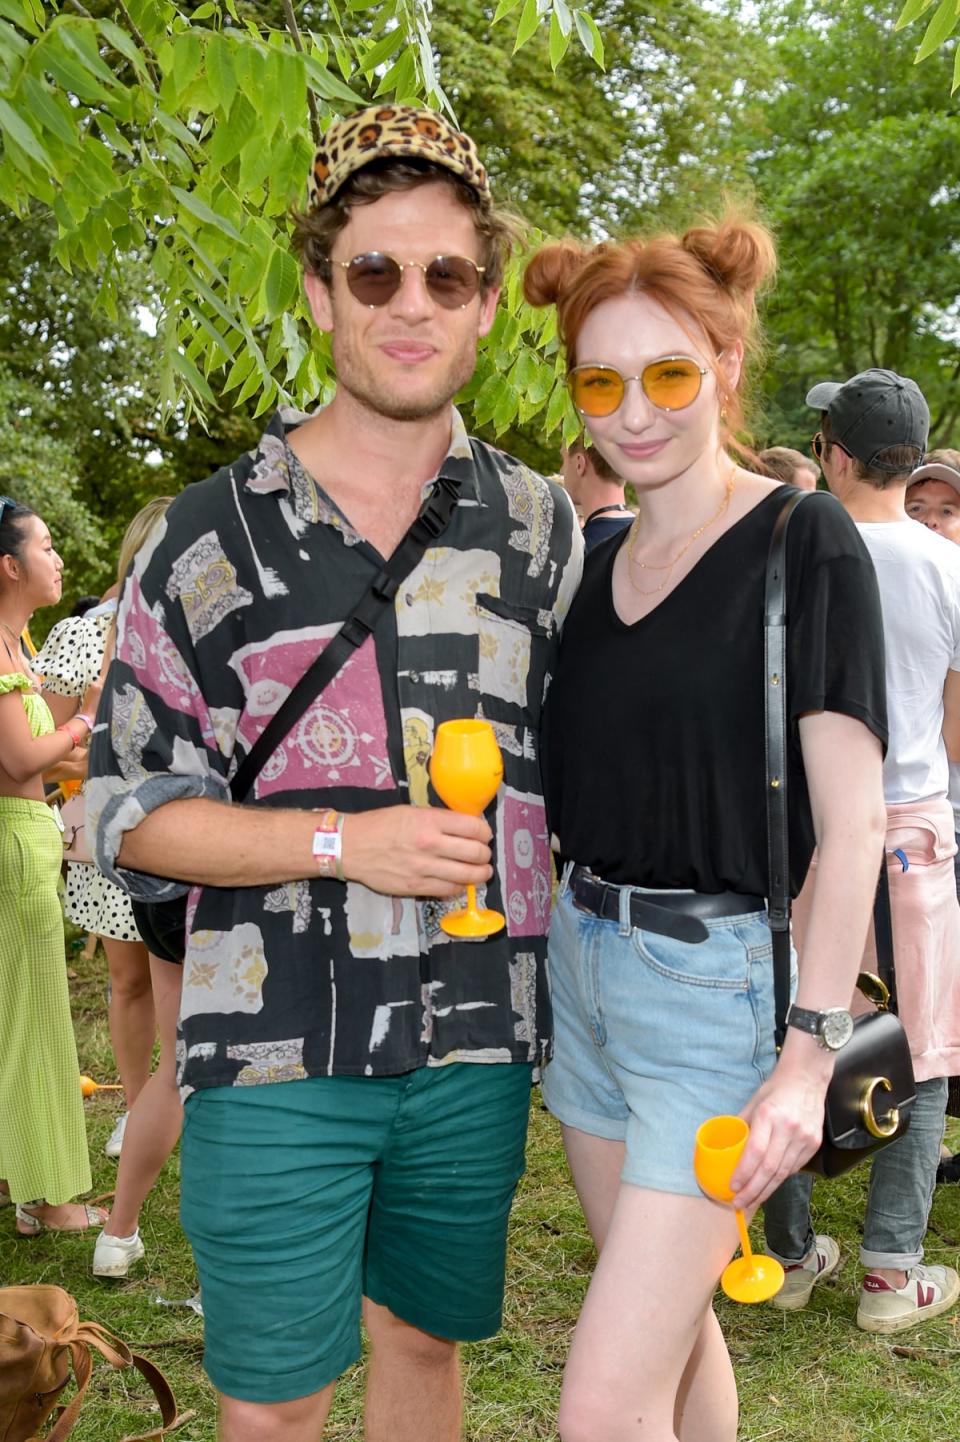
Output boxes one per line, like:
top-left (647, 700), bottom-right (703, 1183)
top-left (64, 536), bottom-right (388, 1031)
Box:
top-left (857, 520), bottom-right (960, 806)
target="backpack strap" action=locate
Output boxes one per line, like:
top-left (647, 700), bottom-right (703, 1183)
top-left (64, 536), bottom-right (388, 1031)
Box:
top-left (43, 1321), bottom-right (181, 1442)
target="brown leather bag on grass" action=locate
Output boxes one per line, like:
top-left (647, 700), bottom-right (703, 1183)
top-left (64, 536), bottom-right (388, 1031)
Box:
top-left (0, 1284), bottom-right (181, 1442)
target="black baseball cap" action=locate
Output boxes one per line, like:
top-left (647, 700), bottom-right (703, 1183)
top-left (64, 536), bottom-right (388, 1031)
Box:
top-left (806, 368), bottom-right (929, 473)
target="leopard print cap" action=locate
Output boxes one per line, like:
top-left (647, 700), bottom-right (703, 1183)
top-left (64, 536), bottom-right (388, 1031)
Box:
top-left (308, 105), bottom-right (491, 209)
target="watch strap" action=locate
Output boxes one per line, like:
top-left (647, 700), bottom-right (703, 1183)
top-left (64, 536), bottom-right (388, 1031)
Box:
top-left (785, 1003), bottom-right (821, 1037)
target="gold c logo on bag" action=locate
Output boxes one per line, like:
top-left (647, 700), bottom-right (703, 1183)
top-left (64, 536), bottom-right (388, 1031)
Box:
top-left (859, 1076), bottom-right (900, 1139)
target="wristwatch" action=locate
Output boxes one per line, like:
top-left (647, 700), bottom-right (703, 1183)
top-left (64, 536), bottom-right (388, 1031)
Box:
top-left (786, 1003), bottom-right (854, 1051)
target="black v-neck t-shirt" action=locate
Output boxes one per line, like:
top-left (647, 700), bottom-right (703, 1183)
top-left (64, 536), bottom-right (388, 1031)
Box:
top-left (545, 487), bottom-right (888, 897)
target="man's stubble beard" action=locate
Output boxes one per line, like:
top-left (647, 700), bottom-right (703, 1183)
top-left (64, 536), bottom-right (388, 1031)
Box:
top-left (331, 331), bottom-right (479, 424)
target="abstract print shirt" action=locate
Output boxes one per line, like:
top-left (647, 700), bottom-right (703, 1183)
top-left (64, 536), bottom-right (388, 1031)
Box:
top-left (87, 408), bottom-right (583, 1095)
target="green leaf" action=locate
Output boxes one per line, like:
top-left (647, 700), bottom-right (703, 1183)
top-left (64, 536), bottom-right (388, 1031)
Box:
top-left (171, 346), bottom-right (218, 406)
top-left (20, 73), bottom-right (79, 150)
top-left (184, 300), bottom-right (236, 362)
top-left (375, 47), bottom-right (417, 99)
top-left (278, 51), bottom-right (307, 138)
top-left (93, 111), bottom-right (133, 158)
top-left (191, 2), bottom-right (219, 20)
top-left (97, 18), bottom-right (150, 82)
top-left (914, 0), bottom-right (960, 61)
top-left (954, 38), bottom-right (960, 91)
top-left (544, 377), bottom-right (572, 434)
top-left (514, 0), bottom-right (541, 53)
top-left (156, 108), bottom-right (201, 151)
top-left (206, 31), bottom-right (237, 111)
top-left (171, 184), bottom-right (243, 242)
top-left (208, 91), bottom-right (257, 170)
top-left (549, 10), bottom-right (570, 69)
top-left (895, 0), bottom-right (937, 30)
top-left (222, 349), bottom-right (256, 395)
top-left (235, 358), bottom-right (265, 408)
top-left (263, 244), bottom-right (300, 320)
top-left (302, 52), bottom-right (364, 105)
top-left (492, 0), bottom-right (523, 21)
top-left (57, 19), bottom-right (126, 92)
top-left (37, 34), bottom-right (112, 104)
top-left (574, 9), bottom-right (604, 67)
top-left (553, 0), bottom-right (573, 36)
top-left (358, 25), bottom-right (405, 74)
top-left (0, 1), bottom-right (41, 37)
top-left (0, 95), bottom-right (51, 167)
top-left (170, 30), bottom-right (202, 97)
top-left (252, 377), bottom-right (278, 419)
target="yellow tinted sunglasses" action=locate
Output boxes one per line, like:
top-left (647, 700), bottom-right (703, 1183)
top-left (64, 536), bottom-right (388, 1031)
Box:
top-left (569, 357), bottom-right (710, 417)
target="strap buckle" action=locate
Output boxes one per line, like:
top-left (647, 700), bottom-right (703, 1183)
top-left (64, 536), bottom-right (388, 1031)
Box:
top-left (340, 615), bottom-right (373, 648)
top-left (416, 479), bottom-right (459, 539)
top-left (372, 569), bottom-right (400, 602)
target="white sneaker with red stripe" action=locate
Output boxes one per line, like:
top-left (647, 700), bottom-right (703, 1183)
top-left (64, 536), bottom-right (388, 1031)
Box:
top-left (856, 1263), bottom-right (960, 1334)
top-left (771, 1235), bottom-right (841, 1310)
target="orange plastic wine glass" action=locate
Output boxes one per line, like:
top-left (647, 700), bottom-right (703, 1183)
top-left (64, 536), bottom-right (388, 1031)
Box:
top-left (693, 1114), bottom-right (785, 1304)
top-left (429, 719), bottom-right (505, 938)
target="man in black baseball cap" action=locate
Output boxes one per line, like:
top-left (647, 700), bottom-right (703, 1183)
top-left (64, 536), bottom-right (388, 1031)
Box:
top-left (807, 366), bottom-right (928, 481)
top-left (764, 367), bottom-right (960, 1334)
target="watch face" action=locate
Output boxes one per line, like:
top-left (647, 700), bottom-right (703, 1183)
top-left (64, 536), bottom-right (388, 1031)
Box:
top-left (821, 1009), bottom-right (854, 1050)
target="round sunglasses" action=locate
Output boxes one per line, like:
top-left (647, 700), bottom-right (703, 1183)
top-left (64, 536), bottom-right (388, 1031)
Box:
top-left (569, 357), bottom-right (710, 417)
top-left (336, 252), bottom-right (486, 310)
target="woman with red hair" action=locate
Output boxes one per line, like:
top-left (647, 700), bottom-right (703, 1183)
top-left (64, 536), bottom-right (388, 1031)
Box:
top-left (525, 218), bottom-right (889, 1440)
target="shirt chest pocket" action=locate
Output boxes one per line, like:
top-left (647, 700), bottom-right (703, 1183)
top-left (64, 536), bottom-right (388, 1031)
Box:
top-left (475, 593), bottom-right (552, 714)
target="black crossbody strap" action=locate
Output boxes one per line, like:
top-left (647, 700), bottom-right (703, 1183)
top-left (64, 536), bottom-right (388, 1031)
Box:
top-left (230, 475), bottom-right (460, 804)
top-left (764, 489), bottom-right (807, 1046)
top-left (764, 488), bottom-right (896, 1046)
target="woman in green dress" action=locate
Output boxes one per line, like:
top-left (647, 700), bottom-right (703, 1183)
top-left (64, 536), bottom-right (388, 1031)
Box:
top-left (0, 495), bottom-right (106, 1234)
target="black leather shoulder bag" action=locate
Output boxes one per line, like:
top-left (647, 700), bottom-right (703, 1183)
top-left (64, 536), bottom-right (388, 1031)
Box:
top-left (130, 476), bottom-right (461, 963)
top-left (765, 487), bottom-right (916, 1178)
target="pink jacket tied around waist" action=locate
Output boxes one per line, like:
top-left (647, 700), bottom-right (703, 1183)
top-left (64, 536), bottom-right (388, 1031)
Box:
top-left (793, 795), bottom-right (960, 1084)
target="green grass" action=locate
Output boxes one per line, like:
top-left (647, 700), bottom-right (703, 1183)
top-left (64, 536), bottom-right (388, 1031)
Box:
top-left (3, 938), bottom-right (960, 1440)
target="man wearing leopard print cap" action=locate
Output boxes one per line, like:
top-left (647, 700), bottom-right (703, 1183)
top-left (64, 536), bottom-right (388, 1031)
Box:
top-left (89, 103), bottom-right (582, 1441)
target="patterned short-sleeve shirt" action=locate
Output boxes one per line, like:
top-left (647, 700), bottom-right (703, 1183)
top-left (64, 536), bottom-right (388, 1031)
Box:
top-left (87, 407), bottom-right (583, 1095)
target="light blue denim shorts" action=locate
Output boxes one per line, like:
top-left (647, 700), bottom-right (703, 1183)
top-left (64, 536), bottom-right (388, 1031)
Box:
top-left (542, 870), bottom-right (782, 1198)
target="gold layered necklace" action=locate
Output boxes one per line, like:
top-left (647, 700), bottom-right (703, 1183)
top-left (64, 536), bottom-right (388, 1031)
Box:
top-left (625, 474), bottom-right (736, 596)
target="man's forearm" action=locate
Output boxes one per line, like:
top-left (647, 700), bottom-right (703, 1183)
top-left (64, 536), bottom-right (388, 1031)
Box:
top-left (117, 797), bottom-right (317, 887)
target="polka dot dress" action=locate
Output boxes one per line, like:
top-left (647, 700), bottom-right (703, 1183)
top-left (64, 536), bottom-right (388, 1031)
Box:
top-left (35, 605), bottom-right (143, 944)
top-left (65, 862), bottom-right (141, 942)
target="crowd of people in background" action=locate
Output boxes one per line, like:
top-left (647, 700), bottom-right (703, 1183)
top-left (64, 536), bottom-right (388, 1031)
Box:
top-left (2, 101), bottom-right (960, 1442)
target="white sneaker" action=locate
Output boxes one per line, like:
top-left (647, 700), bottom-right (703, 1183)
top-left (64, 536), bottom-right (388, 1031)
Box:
top-left (857, 1263), bottom-right (960, 1334)
top-left (104, 1112), bottom-right (129, 1159)
top-left (771, 1235), bottom-right (841, 1310)
top-left (93, 1228), bottom-right (145, 1278)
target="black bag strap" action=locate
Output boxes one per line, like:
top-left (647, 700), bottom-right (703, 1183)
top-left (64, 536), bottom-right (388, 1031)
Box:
top-left (230, 475), bottom-right (460, 803)
top-left (763, 488), bottom-right (895, 1047)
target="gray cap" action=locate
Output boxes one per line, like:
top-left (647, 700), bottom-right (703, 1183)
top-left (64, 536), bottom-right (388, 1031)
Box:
top-left (907, 460), bottom-right (960, 498)
top-left (806, 368), bottom-right (929, 473)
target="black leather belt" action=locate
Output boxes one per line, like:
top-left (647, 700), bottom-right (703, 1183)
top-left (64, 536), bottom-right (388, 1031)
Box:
top-left (569, 865), bottom-right (766, 945)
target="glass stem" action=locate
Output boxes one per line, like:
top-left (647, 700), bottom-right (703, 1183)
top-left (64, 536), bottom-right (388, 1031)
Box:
top-left (734, 1208), bottom-right (754, 1260)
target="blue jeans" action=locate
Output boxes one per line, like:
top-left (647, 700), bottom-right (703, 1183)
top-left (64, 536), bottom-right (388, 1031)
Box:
top-left (763, 1075), bottom-right (948, 1270)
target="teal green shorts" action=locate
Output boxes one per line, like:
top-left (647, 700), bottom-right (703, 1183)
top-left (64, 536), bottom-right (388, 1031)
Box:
top-left (179, 1062), bottom-right (533, 1403)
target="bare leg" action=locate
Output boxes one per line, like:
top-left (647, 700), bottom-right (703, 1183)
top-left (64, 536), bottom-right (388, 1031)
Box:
top-left (102, 956), bottom-right (183, 1239)
top-left (219, 1386), bottom-right (335, 1442)
top-left (558, 1125), bottom-right (739, 1442)
top-left (102, 936), bottom-right (155, 1109)
top-left (363, 1298), bottom-right (461, 1442)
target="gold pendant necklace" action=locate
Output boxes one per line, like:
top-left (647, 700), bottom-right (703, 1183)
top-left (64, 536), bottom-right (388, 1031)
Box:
top-left (626, 475), bottom-right (735, 597)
